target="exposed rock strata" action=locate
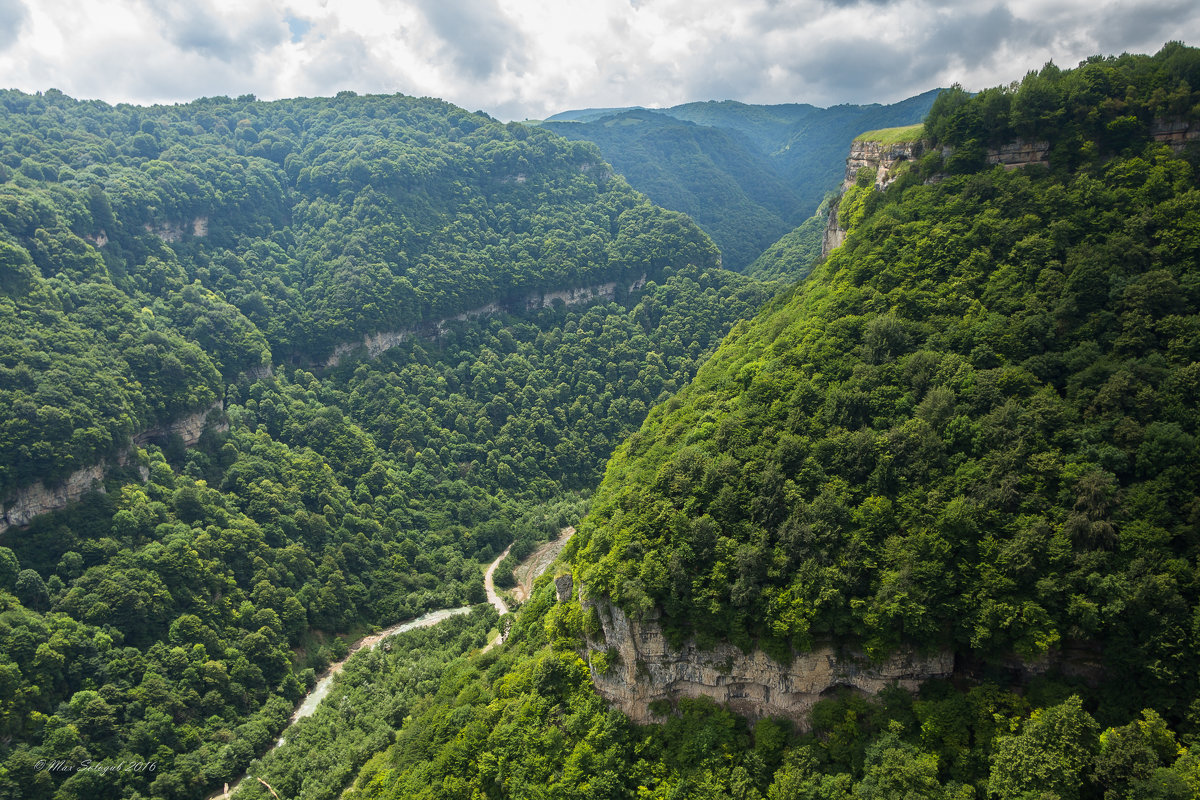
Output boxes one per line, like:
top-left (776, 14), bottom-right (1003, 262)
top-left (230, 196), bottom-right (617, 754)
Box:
top-left (842, 139), bottom-right (925, 191)
top-left (554, 574), bottom-right (574, 603)
top-left (134, 402), bottom-right (226, 448)
top-left (143, 217), bottom-right (210, 243)
top-left (2, 403), bottom-right (225, 534)
top-left (584, 599), bottom-right (953, 727)
top-left (1, 461), bottom-right (113, 533)
top-left (821, 202), bottom-right (845, 259)
top-left (985, 139), bottom-right (1050, 170)
top-left (1151, 119), bottom-right (1200, 150)
top-left (320, 275), bottom-right (647, 368)
top-left (826, 135), bottom-right (1052, 258)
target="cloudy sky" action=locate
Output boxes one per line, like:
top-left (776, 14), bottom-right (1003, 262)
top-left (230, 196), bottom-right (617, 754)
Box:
top-left (0, 0), bottom-right (1196, 119)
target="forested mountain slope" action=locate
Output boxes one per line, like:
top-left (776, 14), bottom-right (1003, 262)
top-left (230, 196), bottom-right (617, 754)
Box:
top-left (0, 89), bottom-right (772, 800)
top-left (541, 90), bottom-right (940, 270)
top-left (541, 110), bottom-right (802, 271)
top-left (0, 89), bottom-right (716, 499)
top-left (578, 45), bottom-right (1200, 717)
top-left (336, 44), bottom-right (1200, 800)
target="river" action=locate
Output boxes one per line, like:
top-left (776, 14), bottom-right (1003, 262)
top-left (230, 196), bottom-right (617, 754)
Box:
top-left (215, 534), bottom-right (568, 799)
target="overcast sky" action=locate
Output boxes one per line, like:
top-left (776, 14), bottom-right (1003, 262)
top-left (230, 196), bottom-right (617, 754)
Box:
top-left (0, 0), bottom-right (1196, 120)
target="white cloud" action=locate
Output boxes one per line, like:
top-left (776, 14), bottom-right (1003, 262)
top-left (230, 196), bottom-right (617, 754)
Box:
top-left (0, 0), bottom-right (1195, 118)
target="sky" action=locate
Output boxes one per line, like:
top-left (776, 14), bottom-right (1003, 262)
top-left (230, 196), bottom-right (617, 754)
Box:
top-left (0, 0), bottom-right (1196, 120)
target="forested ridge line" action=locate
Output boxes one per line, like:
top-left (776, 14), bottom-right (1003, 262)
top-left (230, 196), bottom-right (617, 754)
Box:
top-left (0, 80), bottom-right (776, 800)
top-left (539, 90), bottom-right (941, 271)
top-left (322, 42), bottom-right (1200, 800)
top-left (0, 86), bottom-right (721, 498)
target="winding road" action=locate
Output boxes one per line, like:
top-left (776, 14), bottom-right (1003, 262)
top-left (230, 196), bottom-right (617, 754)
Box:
top-left (484, 544), bottom-right (512, 616)
top-left (215, 532), bottom-right (570, 798)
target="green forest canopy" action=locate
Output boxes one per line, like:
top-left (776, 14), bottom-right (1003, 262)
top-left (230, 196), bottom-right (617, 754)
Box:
top-left (321, 42), bottom-right (1200, 800)
top-left (0, 87), bottom-right (772, 800)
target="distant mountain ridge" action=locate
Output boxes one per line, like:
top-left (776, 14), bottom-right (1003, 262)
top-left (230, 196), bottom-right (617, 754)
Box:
top-left (539, 89), bottom-right (943, 270)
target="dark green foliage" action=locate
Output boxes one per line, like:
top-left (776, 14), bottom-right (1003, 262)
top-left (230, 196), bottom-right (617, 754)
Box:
top-left (575, 44), bottom-right (1200, 727)
top-left (0, 88), bottom-right (720, 496)
top-left (543, 91), bottom-right (940, 269)
top-left (926, 42), bottom-right (1200, 165)
top-left (0, 88), bottom-right (765, 800)
top-left (745, 206), bottom-right (828, 283)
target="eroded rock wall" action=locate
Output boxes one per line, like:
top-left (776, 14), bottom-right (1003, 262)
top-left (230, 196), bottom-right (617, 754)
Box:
top-left (1, 461), bottom-right (112, 533)
top-left (134, 402), bottom-right (226, 448)
top-left (2, 403), bottom-right (225, 534)
top-left (1151, 119), bottom-right (1200, 150)
top-left (321, 275), bottom-right (647, 368)
top-left (584, 599), bottom-right (953, 727)
top-left (843, 140), bottom-right (925, 191)
top-left (985, 140), bottom-right (1050, 170)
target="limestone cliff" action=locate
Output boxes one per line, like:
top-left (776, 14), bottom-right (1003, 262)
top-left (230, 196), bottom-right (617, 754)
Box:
top-left (842, 139), bottom-right (925, 191)
top-left (821, 202), bottom-right (846, 257)
top-left (1, 402), bottom-right (225, 534)
top-left (320, 275), bottom-right (647, 368)
top-left (583, 598), bottom-right (953, 727)
top-left (0, 461), bottom-right (113, 534)
top-left (143, 217), bottom-right (209, 243)
top-left (822, 136), bottom-right (926, 259)
top-left (985, 139), bottom-right (1050, 170)
top-left (823, 135), bottom-right (1056, 258)
top-left (134, 401), bottom-right (227, 447)
top-left (1151, 118), bottom-right (1200, 150)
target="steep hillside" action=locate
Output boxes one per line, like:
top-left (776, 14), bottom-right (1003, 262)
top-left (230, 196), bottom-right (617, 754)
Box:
top-left (576, 43), bottom-right (1200, 721)
top-left (0, 90), bottom-right (769, 800)
top-left (743, 206), bottom-right (828, 283)
top-left (333, 44), bottom-right (1200, 800)
top-left (543, 110), bottom-right (803, 269)
top-left (541, 90), bottom-right (941, 272)
top-left (0, 90), bottom-right (718, 501)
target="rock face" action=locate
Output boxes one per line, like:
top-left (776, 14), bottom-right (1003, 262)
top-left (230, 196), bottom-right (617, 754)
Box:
top-left (554, 574), bottom-right (574, 603)
top-left (143, 217), bottom-right (210, 243)
top-left (585, 599), bottom-right (954, 727)
top-left (320, 275), bottom-right (648, 368)
top-left (1151, 119), bottom-right (1200, 150)
top-left (134, 402), bottom-right (226, 448)
top-left (821, 203), bottom-right (846, 258)
top-left (1, 461), bottom-right (111, 533)
top-left (985, 139), bottom-right (1050, 170)
top-left (2, 403), bottom-right (225, 534)
top-left (842, 139), bottom-right (925, 191)
top-left (823, 137), bottom-right (925, 259)
top-left (825, 135), bottom-right (1053, 259)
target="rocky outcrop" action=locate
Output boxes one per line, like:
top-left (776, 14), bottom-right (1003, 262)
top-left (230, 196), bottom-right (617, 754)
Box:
top-left (985, 139), bottom-right (1050, 170)
top-left (823, 136), bottom-right (925, 258)
top-left (529, 283), bottom-right (617, 309)
top-left (244, 363), bottom-right (273, 382)
top-left (842, 139), bottom-right (925, 191)
top-left (320, 275), bottom-right (647, 368)
top-left (2, 403), bottom-right (225, 534)
top-left (821, 202), bottom-right (845, 258)
top-left (1151, 119), bottom-right (1200, 150)
top-left (554, 574), bottom-right (574, 603)
top-left (144, 217), bottom-right (209, 243)
top-left (584, 599), bottom-right (953, 727)
top-left (134, 402), bottom-right (226, 448)
top-left (1, 461), bottom-right (112, 534)
top-left (825, 134), bottom-right (1054, 259)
